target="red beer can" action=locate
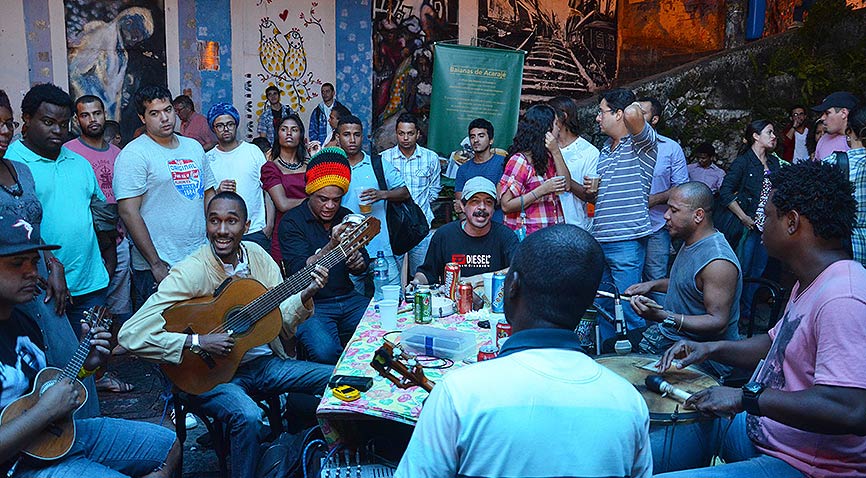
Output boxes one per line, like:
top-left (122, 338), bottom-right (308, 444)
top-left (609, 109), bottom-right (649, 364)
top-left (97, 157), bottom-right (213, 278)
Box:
top-left (457, 281), bottom-right (473, 315)
top-left (496, 321), bottom-right (512, 349)
top-left (477, 344), bottom-right (498, 361)
top-left (444, 262), bottom-right (461, 301)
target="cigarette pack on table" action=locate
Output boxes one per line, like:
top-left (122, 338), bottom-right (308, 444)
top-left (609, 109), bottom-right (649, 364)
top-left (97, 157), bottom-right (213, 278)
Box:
top-left (401, 326), bottom-right (475, 361)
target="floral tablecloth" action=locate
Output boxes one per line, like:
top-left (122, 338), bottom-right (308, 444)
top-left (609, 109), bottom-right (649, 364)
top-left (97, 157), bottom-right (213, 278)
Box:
top-left (316, 302), bottom-right (496, 443)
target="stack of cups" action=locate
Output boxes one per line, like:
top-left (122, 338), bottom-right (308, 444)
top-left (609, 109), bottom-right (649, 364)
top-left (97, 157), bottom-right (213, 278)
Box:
top-left (380, 285), bottom-right (402, 330)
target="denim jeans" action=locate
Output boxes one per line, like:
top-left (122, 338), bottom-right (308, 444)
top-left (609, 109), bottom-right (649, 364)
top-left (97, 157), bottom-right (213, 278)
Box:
top-left (739, 229), bottom-right (768, 320)
top-left (14, 417), bottom-right (175, 478)
top-left (351, 253), bottom-right (401, 298)
top-left (183, 354), bottom-right (332, 478)
top-left (131, 269), bottom-right (156, 313)
top-left (597, 237), bottom-right (648, 339)
top-left (296, 293), bottom-right (370, 364)
top-left (66, 288), bottom-right (108, 339)
top-left (242, 230), bottom-right (271, 251)
top-left (105, 237), bottom-right (132, 322)
top-left (644, 228), bottom-right (671, 304)
top-left (405, 230), bottom-right (433, 279)
top-left (654, 413), bottom-right (804, 478)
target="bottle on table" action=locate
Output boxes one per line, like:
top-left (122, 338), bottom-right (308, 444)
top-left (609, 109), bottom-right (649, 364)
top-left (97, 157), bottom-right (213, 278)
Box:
top-left (373, 250), bottom-right (389, 300)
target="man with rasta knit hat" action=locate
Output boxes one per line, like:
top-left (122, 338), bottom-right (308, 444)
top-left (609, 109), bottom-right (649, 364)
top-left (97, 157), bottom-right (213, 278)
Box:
top-left (119, 190), bottom-right (333, 478)
top-left (204, 102), bottom-right (274, 250)
top-left (279, 147), bottom-right (372, 364)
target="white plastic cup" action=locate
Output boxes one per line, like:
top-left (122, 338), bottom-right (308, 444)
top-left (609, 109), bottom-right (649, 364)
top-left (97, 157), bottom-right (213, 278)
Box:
top-left (379, 299), bottom-right (399, 330)
top-left (586, 174), bottom-right (601, 194)
top-left (382, 285), bottom-right (401, 303)
top-left (357, 190), bottom-right (373, 214)
top-left (482, 273), bottom-right (494, 306)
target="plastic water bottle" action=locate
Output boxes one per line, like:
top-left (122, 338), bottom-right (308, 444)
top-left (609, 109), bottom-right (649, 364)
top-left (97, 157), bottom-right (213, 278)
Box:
top-left (373, 251), bottom-right (389, 300)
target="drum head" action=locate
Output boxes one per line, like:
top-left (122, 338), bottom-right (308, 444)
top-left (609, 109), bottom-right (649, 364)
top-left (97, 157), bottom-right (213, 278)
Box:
top-left (596, 354), bottom-right (719, 423)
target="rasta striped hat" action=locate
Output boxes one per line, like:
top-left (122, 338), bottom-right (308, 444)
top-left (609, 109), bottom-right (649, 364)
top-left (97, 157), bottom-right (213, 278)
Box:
top-left (305, 147), bottom-right (352, 195)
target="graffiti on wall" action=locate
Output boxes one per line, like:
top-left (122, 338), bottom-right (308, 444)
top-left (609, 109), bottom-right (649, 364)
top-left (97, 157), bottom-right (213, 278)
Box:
top-left (478, 0), bottom-right (616, 106)
top-left (371, 0), bottom-right (458, 152)
top-left (241, 1), bottom-right (334, 141)
top-left (64, 0), bottom-right (167, 143)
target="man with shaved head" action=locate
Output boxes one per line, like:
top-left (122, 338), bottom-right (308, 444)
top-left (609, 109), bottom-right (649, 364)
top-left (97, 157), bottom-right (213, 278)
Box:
top-left (625, 181), bottom-right (742, 377)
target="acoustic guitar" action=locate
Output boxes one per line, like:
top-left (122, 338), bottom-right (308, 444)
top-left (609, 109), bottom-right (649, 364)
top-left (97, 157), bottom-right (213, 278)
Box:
top-left (0, 306), bottom-right (111, 460)
top-left (161, 216), bottom-right (380, 395)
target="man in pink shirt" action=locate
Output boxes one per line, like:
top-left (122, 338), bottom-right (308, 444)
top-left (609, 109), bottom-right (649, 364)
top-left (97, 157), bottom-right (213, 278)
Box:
top-left (812, 91), bottom-right (859, 161)
top-left (173, 95), bottom-right (217, 151)
top-left (656, 161), bottom-right (866, 478)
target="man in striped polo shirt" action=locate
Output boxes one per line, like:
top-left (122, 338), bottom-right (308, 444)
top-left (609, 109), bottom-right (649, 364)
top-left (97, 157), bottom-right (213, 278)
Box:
top-left (587, 88), bottom-right (658, 340)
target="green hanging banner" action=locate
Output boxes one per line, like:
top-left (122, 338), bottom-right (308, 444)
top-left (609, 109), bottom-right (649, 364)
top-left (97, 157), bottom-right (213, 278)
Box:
top-left (427, 43), bottom-right (524, 157)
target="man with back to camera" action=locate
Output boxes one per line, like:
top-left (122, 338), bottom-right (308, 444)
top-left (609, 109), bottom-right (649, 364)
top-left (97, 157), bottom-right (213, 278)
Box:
top-left (626, 182), bottom-right (741, 378)
top-left (453, 118), bottom-right (506, 223)
top-left (655, 161), bottom-right (866, 478)
top-left (119, 191), bottom-right (332, 478)
top-left (411, 177), bottom-right (517, 288)
top-left (396, 225), bottom-right (651, 478)
top-left (114, 85), bottom-right (216, 308)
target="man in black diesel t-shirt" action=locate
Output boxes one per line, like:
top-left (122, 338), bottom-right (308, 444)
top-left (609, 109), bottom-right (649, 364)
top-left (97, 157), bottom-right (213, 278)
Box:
top-left (0, 210), bottom-right (180, 477)
top-left (413, 177), bottom-right (518, 287)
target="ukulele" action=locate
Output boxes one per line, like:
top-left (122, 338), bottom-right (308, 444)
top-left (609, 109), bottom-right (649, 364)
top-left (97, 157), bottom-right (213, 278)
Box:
top-left (0, 306), bottom-right (111, 460)
top-left (161, 216), bottom-right (380, 395)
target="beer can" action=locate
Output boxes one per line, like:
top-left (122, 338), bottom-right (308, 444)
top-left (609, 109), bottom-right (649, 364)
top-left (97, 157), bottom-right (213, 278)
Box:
top-left (477, 344), bottom-right (498, 362)
top-left (414, 288), bottom-right (432, 324)
top-left (496, 321), bottom-right (512, 349)
top-left (457, 281), bottom-right (473, 315)
top-left (491, 272), bottom-right (506, 313)
top-left (444, 263), bottom-right (461, 301)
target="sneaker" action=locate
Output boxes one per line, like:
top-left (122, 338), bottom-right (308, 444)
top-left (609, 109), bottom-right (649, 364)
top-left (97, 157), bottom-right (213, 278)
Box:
top-left (170, 409), bottom-right (198, 430)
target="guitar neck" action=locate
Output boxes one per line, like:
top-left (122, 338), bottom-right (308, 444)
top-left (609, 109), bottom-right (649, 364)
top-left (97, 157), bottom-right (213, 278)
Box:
top-left (241, 244), bottom-right (350, 322)
top-left (61, 328), bottom-right (97, 381)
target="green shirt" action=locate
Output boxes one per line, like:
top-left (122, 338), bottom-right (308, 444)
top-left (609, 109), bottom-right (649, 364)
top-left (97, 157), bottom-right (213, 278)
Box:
top-left (6, 140), bottom-right (108, 295)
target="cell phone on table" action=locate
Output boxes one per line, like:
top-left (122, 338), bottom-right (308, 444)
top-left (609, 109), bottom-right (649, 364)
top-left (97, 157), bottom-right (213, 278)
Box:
top-left (328, 375), bottom-right (373, 392)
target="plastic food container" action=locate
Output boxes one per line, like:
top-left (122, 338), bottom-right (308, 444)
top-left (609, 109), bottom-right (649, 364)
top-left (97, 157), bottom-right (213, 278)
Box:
top-left (401, 326), bottom-right (476, 361)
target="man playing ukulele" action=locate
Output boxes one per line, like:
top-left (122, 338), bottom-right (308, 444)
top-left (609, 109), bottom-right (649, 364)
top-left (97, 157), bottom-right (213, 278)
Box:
top-left (0, 209), bottom-right (180, 477)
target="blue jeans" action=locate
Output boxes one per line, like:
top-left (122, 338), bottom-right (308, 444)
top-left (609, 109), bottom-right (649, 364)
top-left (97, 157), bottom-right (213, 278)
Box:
top-left (66, 288), bottom-right (108, 339)
top-left (405, 230), bottom-right (433, 279)
top-left (739, 229), bottom-right (768, 320)
top-left (183, 354), bottom-right (332, 478)
top-left (644, 228), bottom-right (671, 304)
top-left (655, 413), bottom-right (804, 478)
top-left (296, 293), bottom-right (370, 364)
top-left (351, 253), bottom-right (401, 298)
top-left (15, 417), bottom-right (175, 478)
top-left (105, 237), bottom-right (132, 322)
top-left (598, 237), bottom-right (648, 338)
top-left (131, 269), bottom-right (156, 313)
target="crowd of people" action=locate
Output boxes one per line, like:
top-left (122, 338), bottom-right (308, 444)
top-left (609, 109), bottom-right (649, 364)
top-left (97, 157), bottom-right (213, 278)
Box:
top-left (0, 77), bottom-right (864, 478)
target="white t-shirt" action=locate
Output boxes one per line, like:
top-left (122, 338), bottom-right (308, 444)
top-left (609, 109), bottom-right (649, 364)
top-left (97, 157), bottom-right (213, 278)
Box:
top-left (113, 134), bottom-right (216, 270)
top-left (205, 142), bottom-right (268, 234)
top-left (793, 128), bottom-right (810, 163)
top-left (559, 136), bottom-right (600, 230)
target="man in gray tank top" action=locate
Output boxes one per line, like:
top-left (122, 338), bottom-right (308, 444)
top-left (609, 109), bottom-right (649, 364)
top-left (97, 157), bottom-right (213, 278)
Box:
top-left (625, 182), bottom-right (742, 378)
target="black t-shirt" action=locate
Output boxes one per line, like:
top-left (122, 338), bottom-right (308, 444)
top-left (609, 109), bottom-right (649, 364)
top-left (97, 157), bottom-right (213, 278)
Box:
top-left (418, 221), bottom-right (519, 284)
top-left (278, 199), bottom-right (370, 299)
top-left (0, 309), bottom-right (45, 409)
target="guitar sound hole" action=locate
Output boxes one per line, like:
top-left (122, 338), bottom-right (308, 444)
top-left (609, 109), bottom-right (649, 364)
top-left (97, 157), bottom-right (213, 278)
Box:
top-left (225, 310), bottom-right (251, 335)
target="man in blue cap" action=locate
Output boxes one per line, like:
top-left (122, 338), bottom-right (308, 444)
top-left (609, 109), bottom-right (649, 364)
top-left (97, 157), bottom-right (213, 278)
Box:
top-left (204, 102), bottom-right (274, 250)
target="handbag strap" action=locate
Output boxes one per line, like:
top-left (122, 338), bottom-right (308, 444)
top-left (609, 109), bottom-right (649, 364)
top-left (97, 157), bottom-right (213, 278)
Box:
top-left (370, 154), bottom-right (388, 191)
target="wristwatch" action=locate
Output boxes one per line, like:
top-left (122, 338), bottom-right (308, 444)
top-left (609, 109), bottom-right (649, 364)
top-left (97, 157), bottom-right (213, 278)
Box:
top-left (190, 334), bottom-right (202, 355)
top-left (742, 381), bottom-right (765, 416)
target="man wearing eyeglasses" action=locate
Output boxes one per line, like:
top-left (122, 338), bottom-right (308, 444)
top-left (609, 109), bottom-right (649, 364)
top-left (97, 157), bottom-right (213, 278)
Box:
top-left (205, 103), bottom-right (274, 250)
top-left (782, 106), bottom-right (810, 164)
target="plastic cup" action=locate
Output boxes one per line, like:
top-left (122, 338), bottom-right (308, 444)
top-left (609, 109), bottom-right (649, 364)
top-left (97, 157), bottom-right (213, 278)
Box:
top-left (382, 285), bottom-right (401, 302)
top-left (482, 273), bottom-right (494, 306)
top-left (357, 190), bottom-right (373, 214)
top-left (586, 174), bottom-right (601, 194)
top-left (553, 175), bottom-right (566, 195)
top-left (379, 299), bottom-right (399, 330)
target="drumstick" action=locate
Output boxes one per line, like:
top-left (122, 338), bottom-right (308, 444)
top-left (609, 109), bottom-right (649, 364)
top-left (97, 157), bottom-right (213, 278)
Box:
top-left (596, 290), bottom-right (664, 309)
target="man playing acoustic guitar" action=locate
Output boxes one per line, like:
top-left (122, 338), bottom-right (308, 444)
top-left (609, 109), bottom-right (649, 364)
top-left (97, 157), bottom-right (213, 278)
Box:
top-left (0, 209), bottom-right (180, 477)
top-left (119, 191), bottom-right (333, 478)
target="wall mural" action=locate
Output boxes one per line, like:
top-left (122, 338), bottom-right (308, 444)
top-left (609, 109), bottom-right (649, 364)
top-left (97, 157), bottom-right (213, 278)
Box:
top-left (240, 1), bottom-right (334, 141)
top-left (371, 0), bottom-right (458, 153)
top-left (477, 0), bottom-right (616, 107)
top-left (64, 0), bottom-right (168, 143)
